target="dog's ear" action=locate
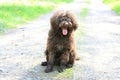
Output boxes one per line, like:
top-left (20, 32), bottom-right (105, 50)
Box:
top-left (50, 15), bottom-right (58, 29)
top-left (50, 10), bottom-right (65, 29)
top-left (73, 22), bottom-right (78, 31)
top-left (66, 11), bottom-right (78, 31)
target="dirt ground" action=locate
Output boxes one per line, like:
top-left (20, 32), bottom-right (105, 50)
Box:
top-left (0, 0), bottom-right (120, 80)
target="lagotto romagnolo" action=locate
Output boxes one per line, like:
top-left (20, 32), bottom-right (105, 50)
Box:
top-left (41, 10), bottom-right (79, 73)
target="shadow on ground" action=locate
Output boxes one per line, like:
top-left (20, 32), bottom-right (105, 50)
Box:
top-left (20, 64), bottom-right (75, 80)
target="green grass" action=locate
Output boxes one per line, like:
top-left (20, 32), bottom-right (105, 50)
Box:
top-left (0, 4), bottom-right (54, 28)
top-left (43, 68), bottom-right (74, 79)
top-left (103, 0), bottom-right (120, 14)
top-left (0, 0), bottom-right (73, 34)
top-left (80, 7), bottom-right (89, 17)
top-left (86, 0), bottom-right (91, 4)
top-left (77, 0), bottom-right (90, 43)
top-left (78, 6), bottom-right (89, 37)
top-left (48, 0), bottom-right (73, 3)
top-left (80, 0), bottom-right (90, 18)
top-left (56, 68), bottom-right (74, 78)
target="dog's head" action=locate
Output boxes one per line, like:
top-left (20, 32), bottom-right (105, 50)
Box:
top-left (50, 10), bottom-right (78, 36)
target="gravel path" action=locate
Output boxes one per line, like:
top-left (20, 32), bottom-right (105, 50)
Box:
top-left (75, 0), bottom-right (120, 80)
top-left (0, 0), bottom-right (120, 80)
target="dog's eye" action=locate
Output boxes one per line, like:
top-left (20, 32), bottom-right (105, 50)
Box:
top-left (63, 19), bottom-right (65, 21)
top-left (59, 18), bottom-right (62, 22)
top-left (68, 19), bottom-right (71, 22)
top-left (60, 18), bottom-right (65, 22)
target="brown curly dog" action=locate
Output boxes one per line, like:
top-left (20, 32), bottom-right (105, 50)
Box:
top-left (41, 10), bottom-right (79, 73)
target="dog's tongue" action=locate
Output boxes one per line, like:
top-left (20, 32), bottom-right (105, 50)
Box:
top-left (62, 28), bottom-right (68, 35)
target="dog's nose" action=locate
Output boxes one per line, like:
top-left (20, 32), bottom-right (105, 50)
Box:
top-left (64, 22), bottom-right (68, 26)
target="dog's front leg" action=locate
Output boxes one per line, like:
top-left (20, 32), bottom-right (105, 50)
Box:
top-left (66, 51), bottom-right (75, 68)
top-left (45, 52), bottom-right (54, 73)
top-left (41, 50), bottom-right (48, 66)
top-left (58, 51), bottom-right (69, 72)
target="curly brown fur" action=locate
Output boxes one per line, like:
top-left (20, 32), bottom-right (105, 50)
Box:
top-left (41, 10), bottom-right (79, 73)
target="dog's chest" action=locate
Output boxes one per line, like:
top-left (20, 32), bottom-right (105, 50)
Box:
top-left (53, 37), bottom-right (70, 51)
top-left (56, 45), bottom-right (64, 51)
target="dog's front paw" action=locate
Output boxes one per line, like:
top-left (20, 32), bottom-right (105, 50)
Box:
top-left (58, 65), bottom-right (66, 72)
top-left (45, 66), bottom-right (53, 73)
top-left (58, 67), bottom-right (65, 72)
top-left (66, 64), bottom-right (73, 68)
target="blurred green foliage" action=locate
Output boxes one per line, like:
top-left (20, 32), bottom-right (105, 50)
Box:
top-left (103, 0), bottom-right (120, 14)
top-left (0, 0), bottom-right (73, 34)
top-left (32, 0), bottom-right (73, 3)
top-left (0, 4), bottom-right (54, 28)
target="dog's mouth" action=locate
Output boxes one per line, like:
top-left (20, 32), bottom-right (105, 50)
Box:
top-left (62, 28), bottom-right (68, 35)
